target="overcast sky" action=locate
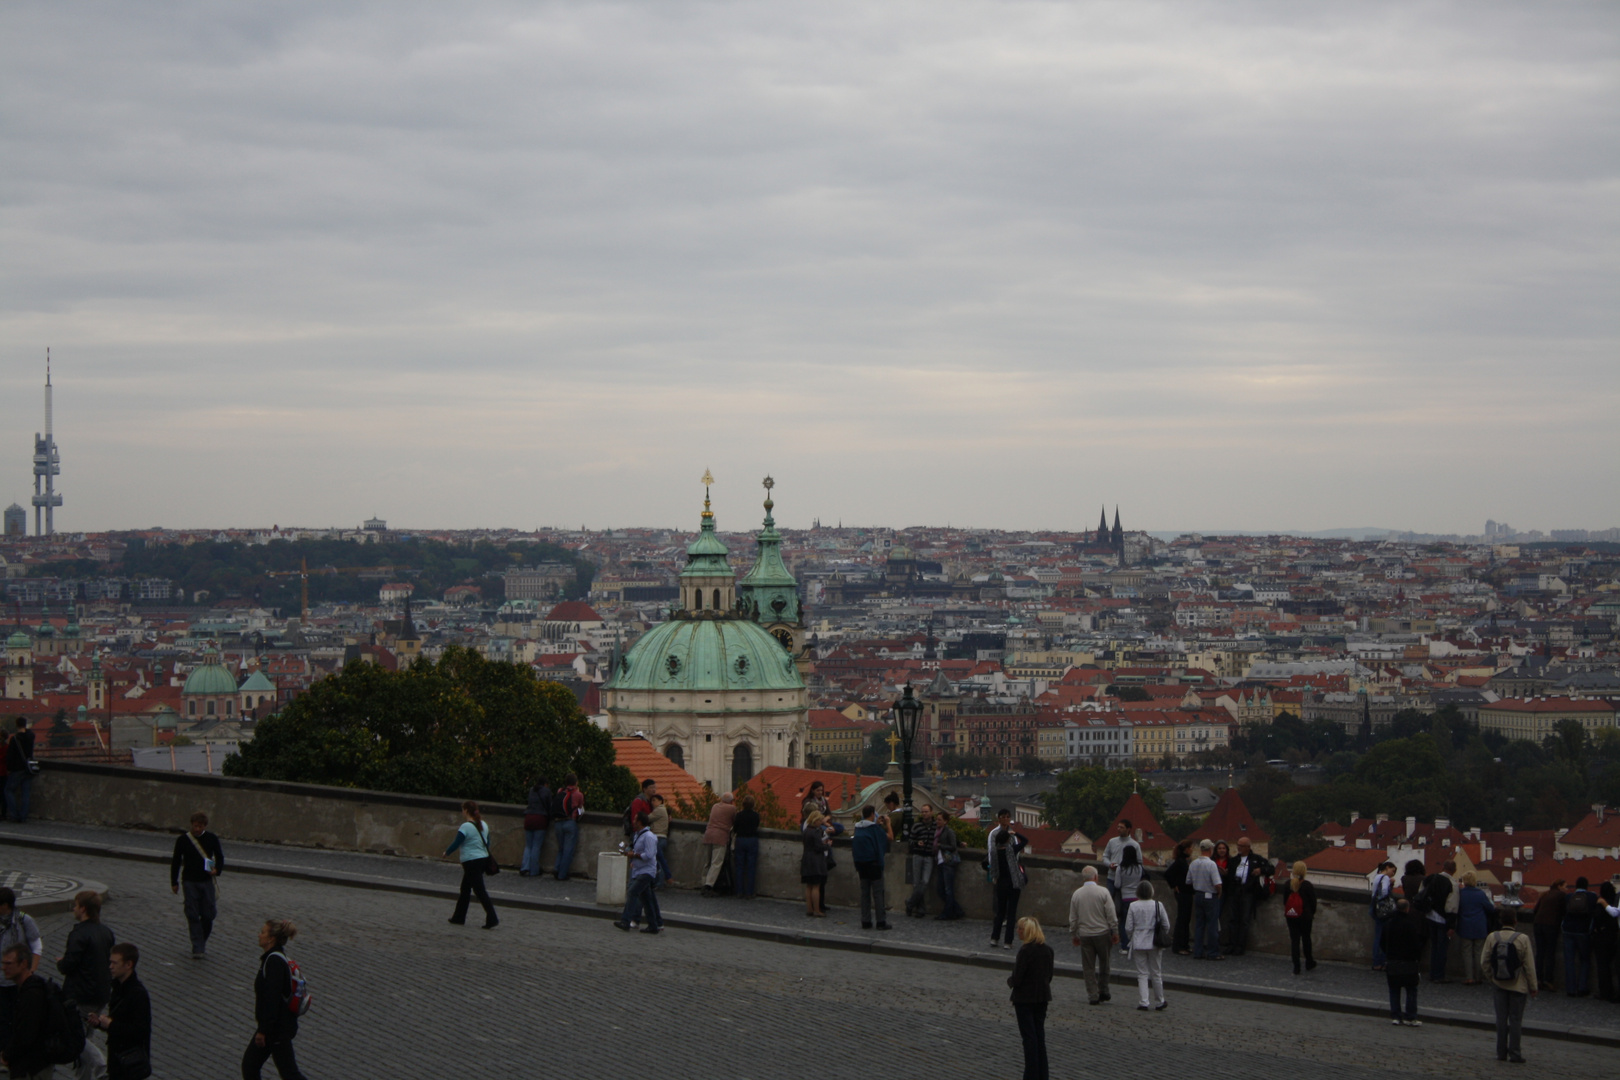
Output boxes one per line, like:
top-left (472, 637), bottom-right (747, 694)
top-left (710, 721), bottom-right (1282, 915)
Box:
top-left (3, 1), bottom-right (1616, 535)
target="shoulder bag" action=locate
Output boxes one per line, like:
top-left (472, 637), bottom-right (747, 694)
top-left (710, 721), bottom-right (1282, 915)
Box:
top-left (187, 833), bottom-right (221, 896)
top-left (1153, 901), bottom-right (1173, 949)
top-left (478, 822), bottom-right (500, 875)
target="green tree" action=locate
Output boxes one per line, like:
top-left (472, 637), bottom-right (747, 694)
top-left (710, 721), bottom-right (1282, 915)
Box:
top-left (1236, 763), bottom-right (1297, 821)
top-left (49, 708), bottom-right (75, 749)
top-left (225, 646), bottom-right (634, 808)
top-left (1040, 766), bottom-right (1164, 837)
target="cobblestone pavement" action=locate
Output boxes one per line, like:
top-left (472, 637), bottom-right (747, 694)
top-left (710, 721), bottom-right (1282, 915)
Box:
top-left (7, 820), bottom-right (1618, 1036)
top-left (7, 839), bottom-right (1613, 1079)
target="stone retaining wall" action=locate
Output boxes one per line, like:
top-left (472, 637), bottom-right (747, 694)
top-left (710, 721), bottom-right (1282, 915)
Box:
top-left (35, 762), bottom-right (1423, 970)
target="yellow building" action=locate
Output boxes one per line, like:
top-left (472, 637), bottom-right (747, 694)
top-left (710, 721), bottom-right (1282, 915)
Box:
top-left (1478, 697), bottom-right (1616, 741)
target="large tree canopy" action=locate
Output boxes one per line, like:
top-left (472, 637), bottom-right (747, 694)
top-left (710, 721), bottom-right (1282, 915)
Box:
top-left (225, 646), bottom-right (635, 810)
top-left (1041, 766), bottom-right (1165, 838)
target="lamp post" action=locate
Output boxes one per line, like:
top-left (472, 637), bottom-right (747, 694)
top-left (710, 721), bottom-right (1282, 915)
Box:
top-left (892, 683), bottom-right (922, 852)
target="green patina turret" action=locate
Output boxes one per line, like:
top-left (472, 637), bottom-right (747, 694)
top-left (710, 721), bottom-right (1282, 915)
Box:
top-left (738, 475), bottom-right (799, 626)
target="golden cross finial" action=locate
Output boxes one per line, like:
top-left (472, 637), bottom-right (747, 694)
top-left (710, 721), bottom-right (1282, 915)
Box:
top-left (702, 468), bottom-right (714, 487)
top-left (762, 475), bottom-right (774, 491)
top-left (885, 729), bottom-right (901, 763)
top-left (701, 468), bottom-right (714, 518)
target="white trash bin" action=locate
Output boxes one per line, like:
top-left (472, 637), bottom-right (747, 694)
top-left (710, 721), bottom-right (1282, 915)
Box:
top-left (596, 852), bottom-right (629, 906)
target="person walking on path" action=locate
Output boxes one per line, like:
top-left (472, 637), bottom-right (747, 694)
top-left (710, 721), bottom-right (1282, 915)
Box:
top-left (1187, 840), bottom-right (1223, 961)
top-left (1384, 899), bottom-right (1424, 1026)
top-left (1529, 878), bottom-right (1564, 991)
top-left (2, 720), bottom-right (34, 825)
top-left (1068, 866), bottom-right (1118, 1004)
top-left (903, 804), bottom-right (936, 918)
top-left (700, 792), bottom-right (737, 895)
top-left (986, 810), bottom-right (1029, 949)
top-left (731, 795), bottom-right (761, 899)
top-left (614, 812), bottom-right (662, 934)
top-left (1226, 836), bottom-right (1272, 957)
top-left (551, 774), bottom-right (585, 881)
top-left (520, 777), bottom-right (551, 877)
top-left (1123, 880), bottom-right (1170, 1011)
top-left (1455, 871), bottom-right (1493, 985)
top-left (0, 888), bottom-right (42, 1050)
top-left (1592, 882), bottom-right (1619, 1002)
top-left (1278, 861), bottom-right (1317, 975)
top-left (800, 811), bottom-right (832, 917)
top-left (170, 811), bottom-right (225, 958)
top-left (1007, 918), bottom-right (1053, 1080)
top-left (1370, 861), bottom-right (1398, 971)
top-left (88, 943), bottom-right (151, 1080)
top-left (1482, 906), bottom-right (1536, 1063)
top-left (1164, 840), bottom-right (1193, 955)
top-left (647, 794), bottom-right (674, 888)
top-left (57, 890), bottom-right (114, 1080)
top-left (0, 945), bottom-right (49, 1080)
top-left (243, 919), bottom-right (309, 1080)
top-left (444, 800), bottom-right (499, 929)
top-left (1560, 875), bottom-right (1595, 996)
top-left (851, 805), bottom-right (891, 930)
top-left (932, 811), bottom-right (965, 920)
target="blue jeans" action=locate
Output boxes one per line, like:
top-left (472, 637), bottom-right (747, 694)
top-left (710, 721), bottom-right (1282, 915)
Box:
top-left (1427, 920), bottom-right (1450, 981)
top-left (1372, 915), bottom-right (1389, 967)
top-left (935, 861), bottom-right (964, 917)
top-left (733, 837), bottom-right (759, 897)
top-left (621, 872), bottom-right (661, 927)
top-left (654, 836), bottom-right (672, 887)
top-left (1563, 932), bottom-right (1591, 995)
top-left (521, 827), bottom-right (547, 875)
top-left (1193, 894), bottom-right (1221, 959)
top-left (4, 772), bottom-right (31, 823)
top-left (552, 819), bottom-right (579, 879)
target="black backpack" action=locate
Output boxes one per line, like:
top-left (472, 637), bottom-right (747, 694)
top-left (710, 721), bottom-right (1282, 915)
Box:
top-left (549, 788), bottom-right (569, 822)
top-left (1488, 932), bottom-right (1523, 982)
top-left (1415, 873), bottom-right (1448, 915)
top-left (1565, 889), bottom-right (1593, 921)
top-left (41, 978), bottom-right (87, 1065)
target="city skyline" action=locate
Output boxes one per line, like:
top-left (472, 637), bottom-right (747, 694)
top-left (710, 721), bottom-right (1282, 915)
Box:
top-left (3, 2), bottom-right (1616, 534)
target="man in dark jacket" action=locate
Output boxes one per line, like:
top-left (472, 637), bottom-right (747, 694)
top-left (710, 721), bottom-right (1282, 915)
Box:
top-left (0, 944), bottom-right (50, 1078)
top-left (3, 720), bottom-right (34, 825)
top-left (89, 943), bottom-right (151, 1080)
top-left (852, 805), bottom-right (891, 931)
top-left (57, 890), bottom-right (115, 1079)
top-left (1225, 838), bottom-right (1273, 956)
top-left (1383, 899), bottom-right (1425, 1025)
top-left (169, 811), bottom-right (225, 957)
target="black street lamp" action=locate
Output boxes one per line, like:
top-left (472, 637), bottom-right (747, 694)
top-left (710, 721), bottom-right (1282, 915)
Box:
top-left (892, 683), bottom-right (922, 853)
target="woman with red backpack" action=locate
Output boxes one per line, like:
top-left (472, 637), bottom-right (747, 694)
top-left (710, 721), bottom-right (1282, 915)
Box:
top-left (1277, 861), bottom-right (1318, 975)
top-left (243, 918), bottom-right (309, 1080)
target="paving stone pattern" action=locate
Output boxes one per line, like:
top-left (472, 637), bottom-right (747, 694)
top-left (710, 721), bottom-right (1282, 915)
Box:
top-left (10, 839), bottom-right (1613, 1079)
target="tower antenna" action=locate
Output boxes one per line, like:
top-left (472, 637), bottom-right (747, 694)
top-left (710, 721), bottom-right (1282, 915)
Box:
top-left (31, 348), bottom-right (63, 535)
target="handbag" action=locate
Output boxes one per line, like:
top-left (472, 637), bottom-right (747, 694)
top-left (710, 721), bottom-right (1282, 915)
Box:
top-left (1152, 902), bottom-right (1173, 949)
top-left (484, 855), bottom-right (501, 875)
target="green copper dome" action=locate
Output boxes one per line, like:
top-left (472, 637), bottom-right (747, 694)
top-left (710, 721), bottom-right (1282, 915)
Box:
top-left (183, 651), bottom-right (240, 696)
top-left (610, 617), bottom-right (802, 695)
top-left (738, 477), bottom-right (800, 625)
top-left (5, 630), bottom-right (29, 649)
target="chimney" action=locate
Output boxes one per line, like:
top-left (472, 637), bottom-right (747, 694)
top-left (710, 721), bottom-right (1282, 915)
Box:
top-left (1356, 838), bottom-right (1371, 850)
top-left (1435, 817), bottom-right (1450, 831)
top-left (1406, 816), bottom-right (1417, 838)
top-left (1524, 846), bottom-right (1534, 861)
top-left (1376, 813), bottom-right (1390, 824)
top-left (1503, 857), bottom-right (1513, 868)
top-left (1349, 810), bottom-right (1360, 823)
top-left (1504, 824), bottom-right (1514, 836)
top-left (1596, 804), bottom-right (1607, 824)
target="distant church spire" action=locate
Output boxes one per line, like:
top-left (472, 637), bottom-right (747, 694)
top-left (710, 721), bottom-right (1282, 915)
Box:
top-left (1097, 505), bottom-right (1109, 544)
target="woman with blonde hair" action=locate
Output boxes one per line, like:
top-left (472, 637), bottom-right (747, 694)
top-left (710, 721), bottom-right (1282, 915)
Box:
top-left (801, 809), bottom-right (831, 916)
top-left (1278, 860), bottom-right (1318, 974)
top-left (1006, 917), bottom-right (1053, 1080)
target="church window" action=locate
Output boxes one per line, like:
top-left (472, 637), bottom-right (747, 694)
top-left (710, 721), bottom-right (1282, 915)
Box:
top-left (206, 700), bottom-right (216, 716)
top-left (188, 700), bottom-right (196, 716)
top-left (713, 589), bottom-right (722, 610)
top-left (226, 700), bottom-right (234, 715)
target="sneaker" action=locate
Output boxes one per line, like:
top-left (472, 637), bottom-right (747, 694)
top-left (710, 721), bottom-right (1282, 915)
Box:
top-left (1136, 1005), bottom-right (1150, 1011)
top-left (1154, 1002), bottom-right (1168, 1011)
top-left (640, 926), bottom-right (661, 934)
top-left (1392, 1019), bottom-right (1402, 1026)
top-left (481, 920), bottom-right (499, 930)
top-left (446, 918), bottom-right (465, 926)
top-left (990, 940), bottom-right (1001, 949)
top-left (612, 921), bottom-right (632, 931)
top-left (1507, 1053), bottom-right (1525, 1064)
top-left (1404, 1019), bottom-right (1422, 1027)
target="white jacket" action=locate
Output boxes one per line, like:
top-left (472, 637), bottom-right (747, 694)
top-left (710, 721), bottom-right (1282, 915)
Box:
top-left (1124, 899), bottom-right (1170, 952)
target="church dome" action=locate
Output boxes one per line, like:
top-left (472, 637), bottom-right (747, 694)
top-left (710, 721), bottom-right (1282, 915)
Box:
top-left (6, 630), bottom-right (29, 649)
top-left (183, 651), bottom-right (239, 696)
top-left (611, 617), bottom-right (801, 695)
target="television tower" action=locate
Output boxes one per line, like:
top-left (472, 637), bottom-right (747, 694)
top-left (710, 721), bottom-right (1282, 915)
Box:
top-left (31, 349), bottom-right (62, 536)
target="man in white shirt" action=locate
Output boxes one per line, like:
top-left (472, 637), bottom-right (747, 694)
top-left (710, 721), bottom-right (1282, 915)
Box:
top-left (1068, 866), bottom-right (1119, 1005)
top-left (1187, 840), bottom-right (1224, 960)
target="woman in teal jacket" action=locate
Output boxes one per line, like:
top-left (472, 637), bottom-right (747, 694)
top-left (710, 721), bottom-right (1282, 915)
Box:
top-left (445, 800), bottom-right (499, 929)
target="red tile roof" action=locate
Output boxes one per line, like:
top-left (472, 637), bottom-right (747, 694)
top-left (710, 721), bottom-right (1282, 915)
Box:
top-left (1187, 787), bottom-right (1271, 845)
top-left (610, 737), bottom-right (707, 800)
top-left (744, 766), bottom-right (880, 813)
top-left (546, 601), bottom-right (603, 622)
top-left (1104, 793), bottom-right (1175, 852)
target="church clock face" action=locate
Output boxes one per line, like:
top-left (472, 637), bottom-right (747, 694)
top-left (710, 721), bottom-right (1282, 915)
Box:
top-left (771, 627), bottom-right (793, 651)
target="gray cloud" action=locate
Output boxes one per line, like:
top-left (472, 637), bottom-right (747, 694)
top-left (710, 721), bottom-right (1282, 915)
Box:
top-left (2, 1), bottom-right (1615, 533)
